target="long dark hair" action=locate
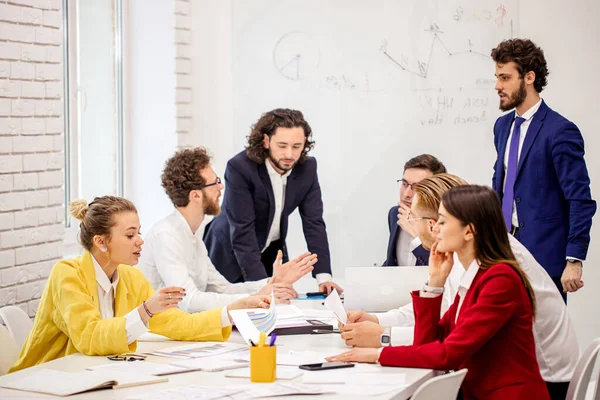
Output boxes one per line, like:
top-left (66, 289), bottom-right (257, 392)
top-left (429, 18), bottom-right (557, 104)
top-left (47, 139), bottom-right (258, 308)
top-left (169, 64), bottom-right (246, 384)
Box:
top-left (442, 185), bottom-right (536, 317)
top-left (245, 108), bottom-right (314, 164)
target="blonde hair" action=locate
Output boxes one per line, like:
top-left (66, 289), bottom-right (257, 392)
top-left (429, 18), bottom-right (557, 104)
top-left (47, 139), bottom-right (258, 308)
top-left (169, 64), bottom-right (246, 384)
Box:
top-left (413, 173), bottom-right (469, 216)
top-left (69, 196), bottom-right (137, 250)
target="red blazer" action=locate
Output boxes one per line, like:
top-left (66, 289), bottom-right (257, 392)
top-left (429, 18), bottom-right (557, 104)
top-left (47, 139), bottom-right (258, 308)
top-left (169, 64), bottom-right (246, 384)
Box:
top-left (379, 263), bottom-right (550, 400)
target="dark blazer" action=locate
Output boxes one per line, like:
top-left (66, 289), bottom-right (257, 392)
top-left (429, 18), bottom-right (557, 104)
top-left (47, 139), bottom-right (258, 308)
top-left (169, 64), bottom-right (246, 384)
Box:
top-left (382, 206), bottom-right (429, 266)
top-left (492, 100), bottom-right (596, 277)
top-left (203, 151), bottom-right (331, 283)
top-left (379, 264), bottom-right (549, 400)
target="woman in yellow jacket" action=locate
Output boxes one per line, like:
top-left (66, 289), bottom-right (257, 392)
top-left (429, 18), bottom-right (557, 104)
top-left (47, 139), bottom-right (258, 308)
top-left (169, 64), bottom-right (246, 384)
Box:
top-left (10, 196), bottom-right (269, 372)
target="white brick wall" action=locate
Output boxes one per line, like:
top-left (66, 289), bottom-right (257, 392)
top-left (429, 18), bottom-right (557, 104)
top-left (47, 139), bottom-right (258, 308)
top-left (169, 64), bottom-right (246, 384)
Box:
top-left (175, 0), bottom-right (192, 146)
top-left (0, 0), bottom-right (64, 317)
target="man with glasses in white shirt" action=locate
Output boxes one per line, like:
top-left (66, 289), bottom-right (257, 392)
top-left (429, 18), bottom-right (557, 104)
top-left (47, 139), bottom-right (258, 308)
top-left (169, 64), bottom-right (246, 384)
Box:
top-left (138, 147), bottom-right (316, 313)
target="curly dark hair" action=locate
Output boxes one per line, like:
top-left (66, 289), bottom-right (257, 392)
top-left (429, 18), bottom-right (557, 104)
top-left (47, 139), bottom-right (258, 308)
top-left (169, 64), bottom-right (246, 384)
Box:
top-left (491, 39), bottom-right (549, 93)
top-left (246, 108), bottom-right (314, 164)
top-left (161, 147), bottom-right (212, 207)
top-left (404, 154), bottom-right (447, 174)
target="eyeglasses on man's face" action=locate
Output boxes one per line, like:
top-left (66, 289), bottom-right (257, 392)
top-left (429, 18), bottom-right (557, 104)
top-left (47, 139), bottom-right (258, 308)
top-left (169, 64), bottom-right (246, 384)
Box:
top-left (397, 179), bottom-right (417, 191)
top-left (195, 177), bottom-right (222, 190)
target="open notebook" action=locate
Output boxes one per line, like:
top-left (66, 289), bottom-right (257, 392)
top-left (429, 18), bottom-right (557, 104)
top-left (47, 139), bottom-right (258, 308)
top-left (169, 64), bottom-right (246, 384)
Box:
top-left (0, 369), bottom-right (167, 396)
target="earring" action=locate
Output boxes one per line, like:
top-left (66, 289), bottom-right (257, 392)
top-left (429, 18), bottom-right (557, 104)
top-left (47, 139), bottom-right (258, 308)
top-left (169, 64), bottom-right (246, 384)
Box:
top-left (100, 246), bottom-right (107, 252)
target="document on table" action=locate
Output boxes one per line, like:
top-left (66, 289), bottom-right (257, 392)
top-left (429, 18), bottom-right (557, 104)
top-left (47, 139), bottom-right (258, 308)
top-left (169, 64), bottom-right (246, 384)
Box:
top-left (235, 350), bottom-right (328, 366)
top-left (276, 304), bottom-right (305, 320)
top-left (225, 367), bottom-right (303, 380)
top-left (148, 341), bottom-right (247, 359)
top-left (324, 289), bottom-right (347, 324)
top-left (86, 362), bottom-right (188, 376)
top-left (126, 383), bottom-right (334, 400)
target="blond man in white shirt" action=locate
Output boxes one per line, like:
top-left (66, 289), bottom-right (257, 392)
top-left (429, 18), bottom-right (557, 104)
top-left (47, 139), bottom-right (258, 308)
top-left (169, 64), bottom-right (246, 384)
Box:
top-left (139, 147), bottom-right (316, 313)
top-left (340, 173), bottom-right (579, 393)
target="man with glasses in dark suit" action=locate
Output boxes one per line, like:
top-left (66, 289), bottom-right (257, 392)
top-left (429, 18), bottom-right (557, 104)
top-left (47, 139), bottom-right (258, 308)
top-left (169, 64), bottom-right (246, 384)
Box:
top-left (382, 154), bottom-right (446, 267)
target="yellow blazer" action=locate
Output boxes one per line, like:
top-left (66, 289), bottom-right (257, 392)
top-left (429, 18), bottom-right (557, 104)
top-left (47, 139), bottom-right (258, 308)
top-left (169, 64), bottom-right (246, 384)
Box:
top-left (9, 251), bottom-right (232, 372)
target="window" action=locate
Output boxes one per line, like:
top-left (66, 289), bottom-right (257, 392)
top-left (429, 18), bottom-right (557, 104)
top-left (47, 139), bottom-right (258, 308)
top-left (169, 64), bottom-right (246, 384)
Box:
top-left (63, 0), bottom-right (124, 249)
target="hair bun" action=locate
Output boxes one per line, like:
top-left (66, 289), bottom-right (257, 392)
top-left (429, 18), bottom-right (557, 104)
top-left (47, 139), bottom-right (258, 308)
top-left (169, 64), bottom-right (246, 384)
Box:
top-left (69, 200), bottom-right (89, 221)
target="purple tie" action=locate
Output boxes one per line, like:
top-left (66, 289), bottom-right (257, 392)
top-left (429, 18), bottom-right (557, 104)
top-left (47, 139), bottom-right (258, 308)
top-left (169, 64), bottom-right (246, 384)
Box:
top-left (502, 116), bottom-right (526, 230)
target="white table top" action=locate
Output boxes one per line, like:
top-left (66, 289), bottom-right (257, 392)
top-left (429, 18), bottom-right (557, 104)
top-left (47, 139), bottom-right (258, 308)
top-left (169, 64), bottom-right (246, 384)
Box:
top-left (0, 299), bottom-right (435, 400)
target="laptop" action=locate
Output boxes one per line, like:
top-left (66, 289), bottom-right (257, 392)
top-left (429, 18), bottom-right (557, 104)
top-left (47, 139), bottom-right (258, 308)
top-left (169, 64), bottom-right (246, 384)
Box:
top-left (344, 266), bottom-right (430, 312)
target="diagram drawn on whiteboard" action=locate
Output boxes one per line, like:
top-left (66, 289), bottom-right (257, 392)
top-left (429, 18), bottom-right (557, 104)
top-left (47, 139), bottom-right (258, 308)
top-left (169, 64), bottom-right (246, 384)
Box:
top-left (380, 22), bottom-right (506, 79)
top-left (380, 4), bottom-right (512, 80)
top-left (272, 31), bottom-right (320, 80)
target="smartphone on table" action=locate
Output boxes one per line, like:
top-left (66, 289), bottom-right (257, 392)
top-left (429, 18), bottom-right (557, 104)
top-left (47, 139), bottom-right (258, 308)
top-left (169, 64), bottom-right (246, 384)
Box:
top-left (299, 362), bottom-right (355, 371)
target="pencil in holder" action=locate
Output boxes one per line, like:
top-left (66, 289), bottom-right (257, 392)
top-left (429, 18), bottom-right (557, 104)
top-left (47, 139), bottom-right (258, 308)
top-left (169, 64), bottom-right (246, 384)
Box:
top-left (250, 345), bottom-right (277, 382)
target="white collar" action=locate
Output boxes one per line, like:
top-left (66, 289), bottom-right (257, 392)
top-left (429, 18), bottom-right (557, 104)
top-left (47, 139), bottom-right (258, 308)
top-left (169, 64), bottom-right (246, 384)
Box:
top-left (265, 158), bottom-right (293, 179)
top-left (172, 208), bottom-right (197, 237)
top-left (458, 259), bottom-right (480, 292)
top-left (92, 254), bottom-right (119, 298)
top-left (516, 98), bottom-right (542, 121)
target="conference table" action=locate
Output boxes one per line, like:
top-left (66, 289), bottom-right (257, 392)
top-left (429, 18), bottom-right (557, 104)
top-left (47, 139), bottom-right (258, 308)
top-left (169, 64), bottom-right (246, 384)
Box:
top-left (0, 299), bottom-right (437, 400)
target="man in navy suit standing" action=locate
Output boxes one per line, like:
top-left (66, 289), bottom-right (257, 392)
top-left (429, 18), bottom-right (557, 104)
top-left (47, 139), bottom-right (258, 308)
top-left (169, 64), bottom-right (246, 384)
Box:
top-left (382, 154), bottom-right (446, 267)
top-left (491, 39), bottom-right (596, 302)
top-left (204, 109), bottom-right (343, 294)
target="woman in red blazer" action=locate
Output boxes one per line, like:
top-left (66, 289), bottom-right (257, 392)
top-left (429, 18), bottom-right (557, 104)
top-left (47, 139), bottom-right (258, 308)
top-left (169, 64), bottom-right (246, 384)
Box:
top-left (327, 185), bottom-right (550, 400)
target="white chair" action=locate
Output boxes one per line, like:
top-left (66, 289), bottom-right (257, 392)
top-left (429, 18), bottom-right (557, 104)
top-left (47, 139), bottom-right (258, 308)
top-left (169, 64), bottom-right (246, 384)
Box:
top-left (0, 305), bottom-right (33, 349)
top-left (567, 338), bottom-right (600, 400)
top-left (0, 324), bottom-right (20, 375)
top-left (408, 369), bottom-right (468, 400)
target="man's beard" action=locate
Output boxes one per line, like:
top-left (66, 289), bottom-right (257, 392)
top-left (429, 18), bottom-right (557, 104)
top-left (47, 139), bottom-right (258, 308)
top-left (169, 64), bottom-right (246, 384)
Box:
top-left (204, 197), bottom-right (221, 216)
top-left (268, 152), bottom-right (296, 172)
top-left (499, 79), bottom-right (527, 111)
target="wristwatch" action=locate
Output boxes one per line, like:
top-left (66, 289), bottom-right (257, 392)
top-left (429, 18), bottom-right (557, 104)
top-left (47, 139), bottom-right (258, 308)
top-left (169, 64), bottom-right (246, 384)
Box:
top-left (566, 258), bottom-right (581, 265)
top-left (380, 327), bottom-right (392, 347)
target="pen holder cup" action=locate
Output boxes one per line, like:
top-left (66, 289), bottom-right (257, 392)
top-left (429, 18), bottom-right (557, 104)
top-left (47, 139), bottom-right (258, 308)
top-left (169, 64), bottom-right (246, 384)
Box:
top-left (250, 345), bottom-right (277, 382)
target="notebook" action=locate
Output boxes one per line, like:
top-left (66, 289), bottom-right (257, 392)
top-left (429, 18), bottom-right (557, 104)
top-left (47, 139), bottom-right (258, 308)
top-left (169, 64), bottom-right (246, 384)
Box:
top-left (0, 369), bottom-right (167, 396)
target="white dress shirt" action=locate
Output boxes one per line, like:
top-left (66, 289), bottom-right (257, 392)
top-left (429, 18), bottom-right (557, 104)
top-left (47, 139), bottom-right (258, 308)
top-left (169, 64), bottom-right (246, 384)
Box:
top-left (503, 98), bottom-right (542, 227)
top-left (91, 255), bottom-right (147, 344)
top-left (264, 160), bottom-right (331, 285)
top-left (138, 209), bottom-right (266, 315)
top-left (375, 234), bottom-right (579, 382)
top-left (455, 260), bottom-right (480, 322)
top-left (395, 228), bottom-right (422, 266)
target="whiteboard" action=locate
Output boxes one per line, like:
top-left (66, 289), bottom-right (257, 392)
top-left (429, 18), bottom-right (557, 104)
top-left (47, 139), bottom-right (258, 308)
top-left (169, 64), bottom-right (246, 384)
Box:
top-left (231, 0), bottom-right (518, 274)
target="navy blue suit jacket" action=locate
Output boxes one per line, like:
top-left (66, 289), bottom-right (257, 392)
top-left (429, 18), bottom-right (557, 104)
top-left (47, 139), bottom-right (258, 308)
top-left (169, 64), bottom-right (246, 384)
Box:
top-left (492, 100), bottom-right (596, 277)
top-left (382, 206), bottom-right (429, 266)
top-left (203, 151), bottom-right (332, 283)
